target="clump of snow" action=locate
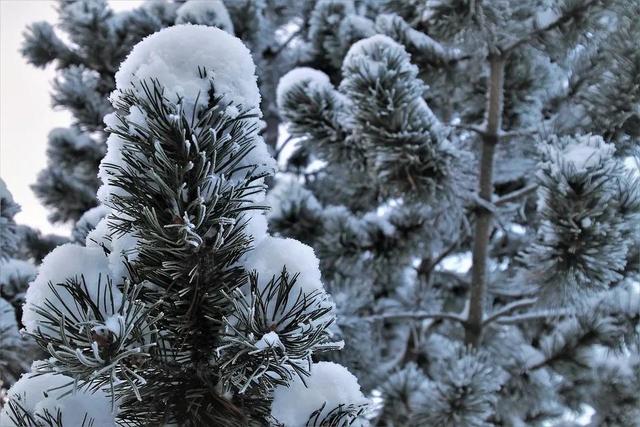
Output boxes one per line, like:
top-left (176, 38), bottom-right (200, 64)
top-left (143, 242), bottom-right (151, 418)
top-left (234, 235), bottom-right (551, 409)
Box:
top-left (97, 134), bottom-right (128, 205)
top-left (243, 209), bottom-right (268, 247)
top-left (241, 236), bottom-right (325, 297)
top-left (271, 361), bottom-right (369, 426)
top-left (113, 24), bottom-right (260, 111)
top-left (34, 388), bottom-right (117, 427)
top-left (86, 216), bottom-right (112, 249)
top-left (254, 331), bottom-right (284, 351)
top-left (240, 236), bottom-right (335, 322)
top-left (22, 244), bottom-right (122, 335)
top-left (0, 364), bottom-right (116, 427)
top-left (108, 231), bottom-right (139, 282)
top-left (74, 204), bottom-right (110, 241)
top-left (176, 0), bottom-right (234, 34)
top-left (362, 211), bottom-right (396, 237)
top-left (276, 67), bottom-right (331, 109)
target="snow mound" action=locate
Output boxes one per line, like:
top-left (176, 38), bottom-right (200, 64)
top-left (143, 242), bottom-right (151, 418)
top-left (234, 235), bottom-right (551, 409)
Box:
top-left (113, 24), bottom-right (260, 111)
top-left (271, 361), bottom-right (369, 426)
top-left (0, 365), bottom-right (116, 427)
top-left (242, 236), bottom-right (325, 297)
top-left (22, 244), bottom-right (122, 335)
top-left (176, 0), bottom-right (234, 34)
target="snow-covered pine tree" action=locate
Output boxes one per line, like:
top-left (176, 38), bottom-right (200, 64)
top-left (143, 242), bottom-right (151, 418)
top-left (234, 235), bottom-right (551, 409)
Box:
top-left (1, 25), bottom-right (368, 426)
top-left (271, 0), bottom-right (640, 425)
top-left (21, 0), bottom-right (308, 227)
top-left (0, 179), bottom-right (40, 394)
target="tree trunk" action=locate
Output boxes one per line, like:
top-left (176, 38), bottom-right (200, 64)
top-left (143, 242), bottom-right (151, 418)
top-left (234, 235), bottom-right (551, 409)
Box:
top-left (465, 55), bottom-right (505, 347)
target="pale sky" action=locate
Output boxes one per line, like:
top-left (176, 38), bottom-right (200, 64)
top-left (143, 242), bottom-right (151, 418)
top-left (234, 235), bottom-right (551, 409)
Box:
top-left (0, 0), bottom-right (141, 236)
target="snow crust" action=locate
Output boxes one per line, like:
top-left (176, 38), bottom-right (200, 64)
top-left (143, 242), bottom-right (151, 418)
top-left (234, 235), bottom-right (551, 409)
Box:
top-left (271, 361), bottom-right (369, 426)
top-left (0, 364), bottom-right (116, 427)
top-left (176, 0), bottom-right (234, 34)
top-left (276, 67), bottom-right (331, 109)
top-left (22, 244), bottom-right (122, 334)
top-left (108, 231), bottom-right (139, 282)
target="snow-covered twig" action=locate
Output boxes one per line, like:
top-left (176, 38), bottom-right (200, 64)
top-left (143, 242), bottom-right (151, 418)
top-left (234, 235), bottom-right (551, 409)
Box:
top-left (359, 311), bottom-right (466, 324)
top-left (495, 184), bottom-right (538, 206)
top-left (482, 298), bottom-right (537, 326)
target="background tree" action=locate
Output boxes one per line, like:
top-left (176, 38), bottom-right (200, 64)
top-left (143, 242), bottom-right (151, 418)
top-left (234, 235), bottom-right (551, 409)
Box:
top-left (0, 179), bottom-right (40, 395)
top-left (21, 0), bottom-right (310, 226)
top-left (271, 0), bottom-right (640, 425)
top-left (1, 25), bottom-right (368, 426)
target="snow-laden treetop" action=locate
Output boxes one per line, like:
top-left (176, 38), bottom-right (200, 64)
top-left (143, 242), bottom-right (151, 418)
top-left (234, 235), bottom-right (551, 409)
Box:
top-left (100, 24), bottom-right (274, 204)
top-left (113, 24), bottom-right (261, 111)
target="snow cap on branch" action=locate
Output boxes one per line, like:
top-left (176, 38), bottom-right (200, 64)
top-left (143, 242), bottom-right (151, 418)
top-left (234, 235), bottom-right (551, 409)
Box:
top-left (22, 243), bottom-right (122, 335)
top-left (242, 236), bottom-right (331, 305)
top-left (113, 24), bottom-right (260, 111)
top-left (276, 67), bottom-right (332, 110)
top-left (271, 361), bottom-right (369, 426)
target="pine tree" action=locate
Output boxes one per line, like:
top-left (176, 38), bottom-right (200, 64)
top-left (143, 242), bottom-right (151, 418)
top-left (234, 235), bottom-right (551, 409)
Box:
top-left (271, 0), bottom-right (640, 425)
top-left (0, 25), bottom-right (368, 426)
top-left (21, 0), bottom-right (308, 226)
